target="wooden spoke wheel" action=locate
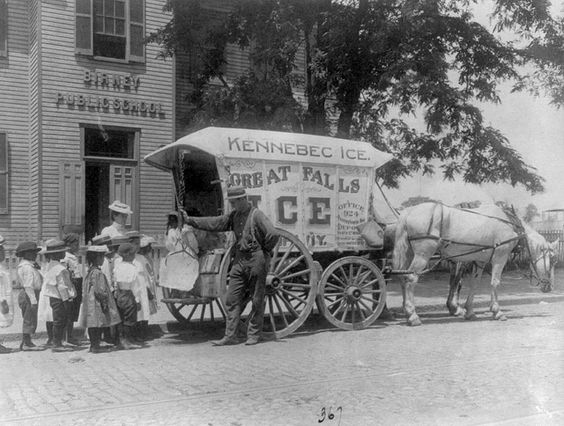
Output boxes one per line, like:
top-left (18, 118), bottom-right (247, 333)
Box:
top-left (219, 228), bottom-right (317, 339)
top-left (316, 256), bottom-right (386, 330)
top-left (161, 286), bottom-right (226, 325)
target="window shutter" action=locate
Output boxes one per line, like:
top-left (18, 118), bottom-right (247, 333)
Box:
top-left (0, 0), bottom-right (7, 58)
top-left (128, 0), bottom-right (145, 63)
top-left (75, 0), bottom-right (93, 55)
top-left (0, 134), bottom-right (7, 214)
top-left (59, 161), bottom-right (85, 232)
top-left (110, 164), bottom-right (136, 227)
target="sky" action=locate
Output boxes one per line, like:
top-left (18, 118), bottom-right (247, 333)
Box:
top-left (384, 1), bottom-right (564, 214)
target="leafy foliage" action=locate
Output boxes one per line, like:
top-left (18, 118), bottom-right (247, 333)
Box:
top-left (148, 0), bottom-right (563, 194)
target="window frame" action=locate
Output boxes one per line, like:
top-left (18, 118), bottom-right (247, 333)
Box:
top-left (0, 132), bottom-right (8, 215)
top-left (0, 0), bottom-right (7, 58)
top-left (75, 0), bottom-right (145, 63)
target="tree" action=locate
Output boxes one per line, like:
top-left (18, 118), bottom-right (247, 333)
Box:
top-left (523, 203), bottom-right (540, 223)
top-left (148, 0), bottom-right (562, 193)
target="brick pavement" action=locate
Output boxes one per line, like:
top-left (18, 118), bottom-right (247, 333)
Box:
top-left (0, 270), bottom-right (563, 425)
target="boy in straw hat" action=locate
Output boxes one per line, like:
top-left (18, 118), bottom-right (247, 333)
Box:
top-left (16, 241), bottom-right (44, 351)
top-left (80, 244), bottom-right (121, 353)
top-left (0, 235), bottom-right (14, 353)
top-left (101, 200), bottom-right (133, 238)
top-left (41, 239), bottom-right (77, 352)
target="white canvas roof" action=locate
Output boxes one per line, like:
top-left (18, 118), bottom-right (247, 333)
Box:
top-left (144, 127), bottom-right (393, 171)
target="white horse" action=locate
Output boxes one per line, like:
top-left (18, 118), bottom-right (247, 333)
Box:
top-left (393, 203), bottom-right (556, 326)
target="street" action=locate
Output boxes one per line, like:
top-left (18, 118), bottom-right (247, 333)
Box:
top-left (1, 270), bottom-right (564, 426)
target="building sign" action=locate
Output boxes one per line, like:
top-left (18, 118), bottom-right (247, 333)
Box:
top-left (225, 158), bottom-right (371, 251)
top-left (55, 70), bottom-right (164, 117)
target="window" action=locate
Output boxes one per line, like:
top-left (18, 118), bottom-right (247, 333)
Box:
top-left (0, 0), bottom-right (7, 58)
top-left (0, 133), bottom-right (8, 214)
top-left (84, 127), bottom-right (135, 159)
top-left (76, 0), bottom-right (145, 62)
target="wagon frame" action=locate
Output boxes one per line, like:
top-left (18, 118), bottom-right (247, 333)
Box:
top-left (144, 127), bottom-right (394, 338)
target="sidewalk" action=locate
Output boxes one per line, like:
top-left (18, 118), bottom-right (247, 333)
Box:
top-left (1, 269), bottom-right (562, 342)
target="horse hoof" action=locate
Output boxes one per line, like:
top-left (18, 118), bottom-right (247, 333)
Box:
top-left (494, 312), bottom-right (507, 321)
top-left (464, 313), bottom-right (477, 321)
top-left (408, 317), bottom-right (422, 327)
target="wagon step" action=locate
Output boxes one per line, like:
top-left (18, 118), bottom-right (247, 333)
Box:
top-left (161, 297), bottom-right (214, 304)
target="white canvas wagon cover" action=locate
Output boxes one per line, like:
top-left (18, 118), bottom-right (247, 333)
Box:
top-left (144, 127), bottom-right (392, 171)
top-left (144, 127), bottom-right (393, 251)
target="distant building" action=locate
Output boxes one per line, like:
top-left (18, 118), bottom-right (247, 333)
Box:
top-left (532, 208), bottom-right (564, 231)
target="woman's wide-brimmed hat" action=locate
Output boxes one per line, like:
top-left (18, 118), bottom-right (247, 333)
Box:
top-left (126, 230), bottom-right (141, 240)
top-left (108, 200), bottom-right (133, 215)
top-left (227, 186), bottom-right (247, 200)
top-left (15, 241), bottom-right (41, 256)
top-left (41, 239), bottom-right (68, 255)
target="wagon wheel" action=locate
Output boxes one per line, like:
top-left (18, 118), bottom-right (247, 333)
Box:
top-left (219, 228), bottom-right (317, 339)
top-left (316, 256), bottom-right (386, 330)
top-left (161, 286), bottom-right (226, 325)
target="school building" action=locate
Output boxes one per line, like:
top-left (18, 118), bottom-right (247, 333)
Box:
top-left (0, 0), bottom-right (307, 250)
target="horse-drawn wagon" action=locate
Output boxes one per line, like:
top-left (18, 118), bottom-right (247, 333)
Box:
top-left (144, 127), bottom-right (395, 338)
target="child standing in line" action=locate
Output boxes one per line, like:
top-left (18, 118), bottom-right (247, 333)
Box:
top-left (16, 241), bottom-right (43, 351)
top-left (41, 239), bottom-right (76, 352)
top-left (112, 243), bottom-right (142, 350)
top-left (80, 245), bottom-right (121, 353)
top-left (62, 233), bottom-right (83, 345)
top-left (0, 236), bottom-right (14, 354)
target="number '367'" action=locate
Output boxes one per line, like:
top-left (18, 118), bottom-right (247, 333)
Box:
top-left (318, 406), bottom-right (342, 425)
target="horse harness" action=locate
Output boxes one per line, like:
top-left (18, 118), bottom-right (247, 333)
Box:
top-left (406, 203), bottom-right (553, 290)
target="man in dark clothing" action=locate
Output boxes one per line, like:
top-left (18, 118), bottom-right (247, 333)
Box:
top-left (182, 186), bottom-right (279, 346)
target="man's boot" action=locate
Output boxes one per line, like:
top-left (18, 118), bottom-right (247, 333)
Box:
top-left (52, 326), bottom-right (73, 352)
top-left (89, 329), bottom-right (109, 354)
top-left (44, 322), bottom-right (54, 347)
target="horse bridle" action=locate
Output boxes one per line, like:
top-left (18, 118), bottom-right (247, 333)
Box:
top-left (525, 241), bottom-right (555, 293)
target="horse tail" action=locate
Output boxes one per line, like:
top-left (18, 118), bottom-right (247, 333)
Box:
top-left (392, 213), bottom-right (413, 270)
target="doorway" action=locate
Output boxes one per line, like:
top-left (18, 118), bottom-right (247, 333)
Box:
top-left (82, 125), bottom-right (138, 242)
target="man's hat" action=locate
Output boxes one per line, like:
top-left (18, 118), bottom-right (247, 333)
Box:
top-left (87, 245), bottom-right (108, 253)
top-left (16, 241), bottom-right (41, 256)
top-left (41, 239), bottom-right (68, 255)
top-left (140, 236), bottom-right (156, 248)
top-left (110, 235), bottom-right (130, 247)
top-left (126, 230), bottom-right (141, 240)
top-left (227, 186), bottom-right (247, 200)
top-left (92, 234), bottom-right (111, 246)
top-left (0, 235), bottom-right (5, 246)
top-left (167, 211), bottom-right (179, 218)
top-left (118, 243), bottom-right (136, 258)
top-left (108, 200), bottom-right (133, 215)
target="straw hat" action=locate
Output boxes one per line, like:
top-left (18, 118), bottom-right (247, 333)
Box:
top-left (0, 235), bottom-right (5, 246)
top-left (110, 235), bottom-right (130, 247)
top-left (227, 186), bottom-right (247, 200)
top-left (41, 239), bottom-right (68, 254)
top-left (126, 230), bottom-right (141, 240)
top-left (140, 236), bottom-right (156, 248)
top-left (108, 200), bottom-right (133, 215)
top-left (87, 245), bottom-right (108, 253)
top-left (92, 234), bottom-right (111, 246)
top-left (15, 241), bottom-right (41, 256)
